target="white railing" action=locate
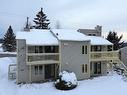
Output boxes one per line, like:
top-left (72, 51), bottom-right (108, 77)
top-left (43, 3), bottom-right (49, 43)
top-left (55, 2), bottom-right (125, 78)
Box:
top-left (26, 53), bottom-right (59, 65)
top-left (8, 64), bottom-right (17, 80)
top-left (90, 51), bottom-right (119, 61)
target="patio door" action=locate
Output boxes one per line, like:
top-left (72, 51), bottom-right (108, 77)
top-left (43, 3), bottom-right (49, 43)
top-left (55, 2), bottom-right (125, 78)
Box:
top-left (94, 62), bottom-right (101, 74)
top-left (45, 64), bottom-right (55, 79)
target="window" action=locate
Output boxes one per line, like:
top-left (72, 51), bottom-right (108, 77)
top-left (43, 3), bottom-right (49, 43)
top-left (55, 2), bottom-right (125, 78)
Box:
top-left (34, 65), bottom-right (43, 75)
top-left (82, 46), bottom-right (84, 54)
top-left (39, 46), bottom-right (44, 53)
top-left (51, 65), bottom-right (55, 77)
top-left (34, 66), bottom-right (38, 75)
top-left (39, 66), bottom-right (43, 74)
top-left (85, 64), bottom-right (87, 73)
top-left (85, 46), bottom-right (87, 54)
top-left (82, 45), bottom-right (87, 54)
top-left (82, 65), bottom-right (84, 73)
top-left (91, 45), bottom-right (101, 52)
top-left (82, 64), bottom-right (87, 73)
top-left (108, 45), bottom-right (112, 51)
top-left (35, 46), bottom-right (39, 53)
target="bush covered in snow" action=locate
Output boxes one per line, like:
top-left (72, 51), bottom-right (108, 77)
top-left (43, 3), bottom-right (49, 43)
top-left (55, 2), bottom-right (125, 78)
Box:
top-left (54, 71), bottom-right (78, 90)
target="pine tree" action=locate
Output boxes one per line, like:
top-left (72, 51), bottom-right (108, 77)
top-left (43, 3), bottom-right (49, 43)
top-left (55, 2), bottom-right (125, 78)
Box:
top-left (33, 8), bottom-right (50, 29)
top-left (2, 26), bottom-right (16, 52)
top-left (106, 31), bottom-right (124, 50)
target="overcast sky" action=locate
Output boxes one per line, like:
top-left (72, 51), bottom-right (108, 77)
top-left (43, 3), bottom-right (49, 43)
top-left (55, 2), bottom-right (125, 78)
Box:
top-left (0, 0), bottom-right (127, 41)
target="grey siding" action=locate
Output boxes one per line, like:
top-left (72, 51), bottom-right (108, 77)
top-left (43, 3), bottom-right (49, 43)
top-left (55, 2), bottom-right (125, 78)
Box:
top-left (17, 39), bottom-right (29, 83)
top-left (60, 41), bottom-right (90, 80)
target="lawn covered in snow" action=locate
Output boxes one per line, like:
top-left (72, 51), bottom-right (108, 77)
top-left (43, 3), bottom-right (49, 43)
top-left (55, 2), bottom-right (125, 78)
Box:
top-left (0, 57), bottom-right (127, 95)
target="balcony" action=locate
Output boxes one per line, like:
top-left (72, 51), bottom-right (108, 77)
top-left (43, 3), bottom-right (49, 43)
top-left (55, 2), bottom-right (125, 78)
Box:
top-left (90, 51), bottom-right (119, 61)
top-left (26, 53), bottom-right (59, 65)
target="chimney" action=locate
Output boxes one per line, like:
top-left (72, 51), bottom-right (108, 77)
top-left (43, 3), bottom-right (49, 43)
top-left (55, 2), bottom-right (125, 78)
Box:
top-left (95, 25), bottom-right (102, 36)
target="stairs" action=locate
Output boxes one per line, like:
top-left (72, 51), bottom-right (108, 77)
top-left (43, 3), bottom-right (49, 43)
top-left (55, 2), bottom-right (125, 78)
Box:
top-left (113, 60), bottom-right (127, 76)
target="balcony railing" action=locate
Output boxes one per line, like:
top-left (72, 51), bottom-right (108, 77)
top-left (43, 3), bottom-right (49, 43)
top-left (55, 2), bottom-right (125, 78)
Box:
top-left (90, 51), bottom-right (119, 61)
top-left (26, 53), bottom-right (59, 65)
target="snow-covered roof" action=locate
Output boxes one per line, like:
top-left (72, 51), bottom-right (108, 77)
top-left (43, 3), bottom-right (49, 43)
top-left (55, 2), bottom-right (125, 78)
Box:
top-left (16, 29), bottom-right (58, 45)
top-left (87, 36), bottom-right (112, 45)
top-left (51, 29), bottom-right (90, 41)
top-left (51, 29), bottom-right (112, 45)
top-left (16, 29), bottom-right (112, 46)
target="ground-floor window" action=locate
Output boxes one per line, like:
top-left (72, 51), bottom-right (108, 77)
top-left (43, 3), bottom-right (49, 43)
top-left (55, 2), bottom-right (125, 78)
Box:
top-left (85, 64), bottom-right (87, 73)
top-left (34, 65), bottom-right (43, 75)
top-left (82, 64), bottom-right (87, 73)
top-left (82, 64), bottom-right (85, 73)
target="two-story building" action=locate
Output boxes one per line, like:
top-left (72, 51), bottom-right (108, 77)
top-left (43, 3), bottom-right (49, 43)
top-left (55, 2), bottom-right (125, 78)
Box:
top-left (16, 29), bottom-right (119, 83)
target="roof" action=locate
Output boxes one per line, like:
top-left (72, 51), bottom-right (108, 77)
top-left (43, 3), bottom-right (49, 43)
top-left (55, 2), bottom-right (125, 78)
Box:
top-left (16, 29), bottom-right (58, 45)
top-left (16, 29), bottom-right (112, 46)
top-left (51, 29), bottom-right (112, 45)
top-left (51, 29), bottom-right (90, 41)
top-left (87, 36), bottom-right (112, 45)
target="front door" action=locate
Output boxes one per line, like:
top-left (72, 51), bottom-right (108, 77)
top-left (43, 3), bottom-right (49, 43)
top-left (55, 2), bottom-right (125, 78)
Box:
top-left (45, 64), bottom-right (55, 79)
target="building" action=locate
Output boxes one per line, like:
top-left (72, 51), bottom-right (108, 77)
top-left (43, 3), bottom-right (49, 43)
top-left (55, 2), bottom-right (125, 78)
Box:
top-left (120, 47), bottom-right (127, 67)
top-left (78, 25), bottom-right (102, 36)
top-left (15, 29), bottom-right (119, 84)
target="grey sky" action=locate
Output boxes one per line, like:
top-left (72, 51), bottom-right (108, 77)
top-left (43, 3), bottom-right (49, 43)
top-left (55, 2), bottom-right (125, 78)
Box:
top-left (0, 0), bottom-right (127, 40)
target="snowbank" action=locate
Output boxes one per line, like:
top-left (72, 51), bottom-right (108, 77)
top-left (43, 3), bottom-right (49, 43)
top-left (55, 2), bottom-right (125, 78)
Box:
top-left (59, 71), bottom-right (77, 85)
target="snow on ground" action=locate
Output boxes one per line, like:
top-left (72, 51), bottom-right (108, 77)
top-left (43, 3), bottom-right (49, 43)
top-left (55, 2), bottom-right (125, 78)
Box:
top-left (0, 52), bottom-right (16, 54)
top-left (0, 44), bottom-right (3, 52)
top-left (0, 57), bottom-right (127, 95)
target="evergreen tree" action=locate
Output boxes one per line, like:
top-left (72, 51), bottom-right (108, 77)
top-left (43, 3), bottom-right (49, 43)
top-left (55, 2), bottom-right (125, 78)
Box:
top-left (33, 8), bottom-right (50, 29)
top-left (106, 31), bottom-right (124, 50)
top-left (2, 26), bottom-right (16, 52)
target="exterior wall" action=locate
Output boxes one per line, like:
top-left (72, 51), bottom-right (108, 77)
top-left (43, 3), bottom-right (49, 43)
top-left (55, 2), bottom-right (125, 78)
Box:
top-left (17, 39), bottom-right (29, 83)
top-left (60, 41), bottom-right (90, 80)
top-left (78, 25), bottom-right (102, 36)
top-left (120, 47), bottom-right (127, 66)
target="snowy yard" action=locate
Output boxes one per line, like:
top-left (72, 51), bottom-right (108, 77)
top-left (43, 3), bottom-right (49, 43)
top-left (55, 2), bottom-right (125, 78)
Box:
top-left (0, 44), bottom-right (3, 52)
top-left (0, 57), bottom-right (127, 95)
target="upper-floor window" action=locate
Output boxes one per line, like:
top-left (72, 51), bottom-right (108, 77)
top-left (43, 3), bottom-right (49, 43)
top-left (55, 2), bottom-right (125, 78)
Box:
top-left (91, 45), bottom-right (101, 52)
top-left (107, 45), bottom-right (113, 51)
top-left (82, 45), bottom-right (87, 54)
top-left (82, 46), bottom-right (84, 54)
top-left (85, 46), bottom-right (87, 54)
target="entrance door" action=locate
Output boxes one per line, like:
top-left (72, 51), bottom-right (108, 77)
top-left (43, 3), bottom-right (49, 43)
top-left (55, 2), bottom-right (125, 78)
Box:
top-left (94, 62), bottom-right (101, 75)
top-left (45, 64), bottom-right (55, 79)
